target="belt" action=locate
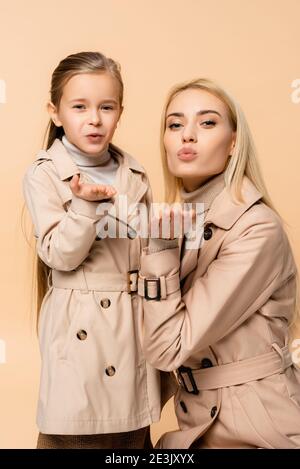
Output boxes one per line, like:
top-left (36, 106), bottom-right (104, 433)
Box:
top-left (50, 267), bottom-right (139, 293)
top-left (176, 344), bottom-right (293, 394)
top-left (137, 273), bottom-right (180, 300)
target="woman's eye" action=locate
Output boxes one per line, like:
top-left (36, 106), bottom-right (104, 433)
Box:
top-left (168, 122), bottom-right (182, 129)
top-left (201, 120), bottom-right (216, 127)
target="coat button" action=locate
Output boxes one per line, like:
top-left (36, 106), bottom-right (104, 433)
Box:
top-left (210, 406), bottom-right (217, 418)
top-left (100, 298), bottom-right (111, 308)
top-left (128, 228), bottom-right (137, 239)
top-left (201, 358), bottom-right (213, 368)
top-left (179, 401), bottom-right (188, 413)
top-left (105, 366), bottom-right (116, 376)
top-left (76, 329), bottom-right (87, 340)
top-left (203, 226), bottom-right (213, 240)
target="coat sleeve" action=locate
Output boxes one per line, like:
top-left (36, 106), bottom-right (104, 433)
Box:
top-left (140, 209), bottom-right (291, 371)
top-left (22, 163), bottom-right (107, 271)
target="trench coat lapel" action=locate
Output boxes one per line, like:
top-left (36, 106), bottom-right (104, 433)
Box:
top-left (38, 139), bottom-right (148, 220)
top-left (179, 177), bottom-right (263, 285)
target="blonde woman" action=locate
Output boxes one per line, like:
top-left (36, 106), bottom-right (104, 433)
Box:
top-left (137, 79), bottom-right (300, 448)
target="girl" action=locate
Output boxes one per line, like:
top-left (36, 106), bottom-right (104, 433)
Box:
top-left (137, 78), bottom-right (300, 448)
top-left (22, 51), bottom-right (161, 449)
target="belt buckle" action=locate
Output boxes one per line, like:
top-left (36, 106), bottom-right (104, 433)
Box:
top-left (144, 278), bottom-right (161, 301)
top-left (177, 366), bottom-right (199, 395)
top-left (127, 270), bottom-right (139, 293)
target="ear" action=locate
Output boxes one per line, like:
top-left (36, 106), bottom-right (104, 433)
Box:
top-left (47, 101), bottom-right (62, 127)
top-left (230, 131), bottom-right (236, 154)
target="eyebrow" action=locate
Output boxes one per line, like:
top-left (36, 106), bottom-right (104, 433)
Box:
top-left (68, 98), bottom-right (118, 104)
top-left (166, 109), bottom-right (222, 119)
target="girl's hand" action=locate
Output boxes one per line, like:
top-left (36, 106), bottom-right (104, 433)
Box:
top-left (70, 174), bottom-right (117, 201)
top-left (150, 206), bottom-right (196, 240)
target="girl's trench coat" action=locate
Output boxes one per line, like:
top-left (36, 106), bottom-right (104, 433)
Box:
top-left (138, 175), bottom-right (300, 449)
top-left (23, 138), bottom-right (162, 435)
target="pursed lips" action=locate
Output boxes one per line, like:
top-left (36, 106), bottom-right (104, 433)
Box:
top-left (177, 147), bottom-right (197, 160)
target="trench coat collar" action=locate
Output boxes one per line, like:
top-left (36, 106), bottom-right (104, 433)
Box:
top-left (179, 172), bottom-right (263, 230)
top-left (179, 174), bottom-right (263, 282)
top-left (206, 175), bottom-right (263, 230)
top-left (35, 138), bottom-right (146, 181)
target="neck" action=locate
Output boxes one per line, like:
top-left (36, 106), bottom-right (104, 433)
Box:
top-left (180, 172), bottom-right (226, 209)
top-left (183, 175), bottom-right (217, 193)
top-left (62, 135), bottom-right (111, 167)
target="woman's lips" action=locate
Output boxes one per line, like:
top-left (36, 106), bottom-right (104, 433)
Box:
top-left (177, 149), bottom-right (198, 161)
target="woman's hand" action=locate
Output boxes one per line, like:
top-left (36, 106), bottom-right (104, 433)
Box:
top-left (70, 174), bottom-right (117, 201)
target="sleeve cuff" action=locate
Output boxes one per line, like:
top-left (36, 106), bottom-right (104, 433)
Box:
top-left (147, 238), bottom-right (179, 254)
top-left (70, 194), bottom-right (111, 219)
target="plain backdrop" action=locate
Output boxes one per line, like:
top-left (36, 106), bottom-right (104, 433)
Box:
top-left (0, 0), bottom-right (299, 448)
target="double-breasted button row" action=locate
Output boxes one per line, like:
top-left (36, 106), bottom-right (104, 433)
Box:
top-left (100, 298), bottom-right (111, 308)
top-left (201, 357), bottom-right (213, 368)
top-left (203, 225), bottom-right (213, 241)
top-left (105, 366), bottom-right (116, 376)
top-left (127, 228), bottom-right (137, 239)
top-left (76, 329), bottom-right (87, 340)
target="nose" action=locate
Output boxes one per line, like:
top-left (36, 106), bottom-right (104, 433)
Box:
top-left (89, 109), bottom-right (101, 126)
top-left (182, 125), bottom-right (197, 143)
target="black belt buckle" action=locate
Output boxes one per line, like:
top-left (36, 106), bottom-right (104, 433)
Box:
top-left (177, 366), bottom-right (199, 395)
top-left (144, 278), bottom-right (161, 301)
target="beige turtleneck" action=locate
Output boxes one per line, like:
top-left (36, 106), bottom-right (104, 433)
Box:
top-left (148, 172), bottom-right (226, 253)
top-left (62, 135), bottom-right (119, 186)
top-left (180, 172), bottom-right (225, 218)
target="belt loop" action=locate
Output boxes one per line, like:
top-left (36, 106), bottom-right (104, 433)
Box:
top-left (160, 276), bottom-right (167, 300)
top-left (79, 266), bottom-right (89, 294)
top-left (271, 342), bottom-right (285, 372)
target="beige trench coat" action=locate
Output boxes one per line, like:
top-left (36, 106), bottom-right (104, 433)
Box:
top-left (23, 138), bottom-right (162, 435)
top-left (138, 175), bottom-right (300, 448)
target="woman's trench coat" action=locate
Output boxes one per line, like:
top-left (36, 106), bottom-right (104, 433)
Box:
top-left (138, 175), bottom-right (300, 448)
top-left (22, 138), bottom-right (162, 435)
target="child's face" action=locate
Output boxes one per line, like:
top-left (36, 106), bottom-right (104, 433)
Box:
top-left (48, 72), bottom-right (122, 156)
top-left (164, 89), bottom-right (236, 192)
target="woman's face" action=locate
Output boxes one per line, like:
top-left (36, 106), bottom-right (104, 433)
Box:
top-left (164, 88), bottom-right (236, 191)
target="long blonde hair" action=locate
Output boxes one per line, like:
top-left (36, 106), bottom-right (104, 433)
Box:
top-left (25, 51), bottom-right (124, 329)
top-left (160, 77), bottom-right (299, 333)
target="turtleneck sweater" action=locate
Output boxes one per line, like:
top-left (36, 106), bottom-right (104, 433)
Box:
top-left (148, 172), bottom-right (226, 253)
top-left (180, 172), bottom-right (226, 220)
top-left (62, 135), bottom-right (119, 186)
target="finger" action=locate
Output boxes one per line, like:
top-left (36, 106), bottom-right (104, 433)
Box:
top-left (70, 174), bottom-right (81, 192)
top-left (106, 186), bottom-right (117, 195)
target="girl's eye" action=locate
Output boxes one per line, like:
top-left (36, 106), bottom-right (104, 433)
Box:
top-left (168, 122), bottom-right (182, 129)
top-left (73, 105), bottom-right (85, 109)
top-left (102, 105), bottom-right (114, 111)
top-left (201, 120), bottom-right (216, 127)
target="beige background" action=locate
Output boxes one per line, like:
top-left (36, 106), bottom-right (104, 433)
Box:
top-left (0, 0), bottom-right (299, 448)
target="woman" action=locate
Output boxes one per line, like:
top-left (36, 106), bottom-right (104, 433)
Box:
top-left (137, 78), bottom-right (300, 448)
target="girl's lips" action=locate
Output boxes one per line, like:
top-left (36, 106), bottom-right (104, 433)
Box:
top-left (86, 134), bottom-right (104, 142)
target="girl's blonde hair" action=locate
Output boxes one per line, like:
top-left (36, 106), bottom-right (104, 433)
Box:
top-left (26, 51), bottom-right (124, 329)
top-left (160, 77), bottom-right (299, 333)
